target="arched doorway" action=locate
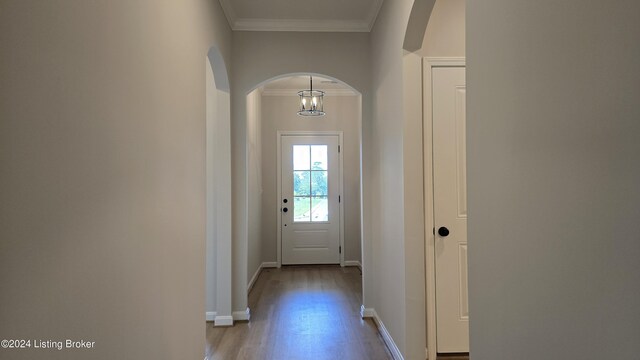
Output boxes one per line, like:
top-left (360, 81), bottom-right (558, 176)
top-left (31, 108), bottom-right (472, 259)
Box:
top-left (243, 73), bottom-right (365, 316)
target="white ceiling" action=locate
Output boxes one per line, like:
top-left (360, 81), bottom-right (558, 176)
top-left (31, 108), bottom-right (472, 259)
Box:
top-left (219, 0), bottom-right (384, 32)
top-left (261, 75), bottom-right (357, 96)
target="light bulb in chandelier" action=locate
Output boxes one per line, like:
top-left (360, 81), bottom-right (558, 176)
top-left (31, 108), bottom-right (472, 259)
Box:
top-left (297, 76), bottom-right (325, 116)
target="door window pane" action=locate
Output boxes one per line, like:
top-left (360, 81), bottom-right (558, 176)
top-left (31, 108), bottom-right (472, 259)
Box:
top-left (311, 171), bottom-right (328, 196)
top-left (294, 197), bottom-right (311, 222)
top-left (311, 197), bottom-right (329, 222)
top-left (311, 145), bottom-right (328, 170)
top-left (293, 145), bottom-right (310, 170)
top-left (293, 171), bottom-right (311, 196)
top-left (292, 143), bottom-right (330, 223)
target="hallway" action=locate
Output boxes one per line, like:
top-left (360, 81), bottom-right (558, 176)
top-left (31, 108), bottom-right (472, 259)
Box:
top-left (206, 266), bottom-right (392, 360)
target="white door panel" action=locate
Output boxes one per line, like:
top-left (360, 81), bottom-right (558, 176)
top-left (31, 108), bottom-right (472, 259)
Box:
top-left (281, 135), bottom-right (340, 264)
top-left (433, 66), bottom-right (469, 352)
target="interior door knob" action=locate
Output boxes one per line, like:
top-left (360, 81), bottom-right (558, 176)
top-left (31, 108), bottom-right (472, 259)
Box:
top-left (438, 227), bottom-right (449, 237)
top-left (282, 207), bottom-right (288, 213)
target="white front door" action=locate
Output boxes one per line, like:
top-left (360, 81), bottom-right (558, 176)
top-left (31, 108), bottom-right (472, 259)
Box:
top-left (280, 135), bottom-right (341, 265)
top-left (433, 66), bottom-right (469, 352)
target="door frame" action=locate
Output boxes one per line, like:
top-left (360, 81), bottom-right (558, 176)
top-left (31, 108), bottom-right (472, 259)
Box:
top-left (276, 130), bottom-right (345, 268)
top-left (423, 57), bottom-right (466, 360)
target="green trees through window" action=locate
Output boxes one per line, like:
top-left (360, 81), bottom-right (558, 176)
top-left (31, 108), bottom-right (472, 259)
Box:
top-left (293, 145), bottom-right (329, 222)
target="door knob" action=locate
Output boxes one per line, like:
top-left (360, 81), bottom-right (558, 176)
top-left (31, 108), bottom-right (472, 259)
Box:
top-left (282, 207), bottom-right (288, 213)
top-left (438, 227), bottom-right (449, 237)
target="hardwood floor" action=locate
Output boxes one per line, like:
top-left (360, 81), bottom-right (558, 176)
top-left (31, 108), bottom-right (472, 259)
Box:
top-left (437, 355), bottom-right (469, 360)
top-left (206, 265), bottom-right (393, 360)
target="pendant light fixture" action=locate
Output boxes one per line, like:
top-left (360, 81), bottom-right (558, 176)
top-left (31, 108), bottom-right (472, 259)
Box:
top-left (297, 76), bottom-right (325, 116)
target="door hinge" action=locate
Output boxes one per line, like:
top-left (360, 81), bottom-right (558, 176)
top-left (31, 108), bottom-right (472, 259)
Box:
top-left (339, 195), bottom-right (341, 203)
top-left (338, 145), bottom-right (340, 153)
top-left (339, 246), bottom-right (342, 254)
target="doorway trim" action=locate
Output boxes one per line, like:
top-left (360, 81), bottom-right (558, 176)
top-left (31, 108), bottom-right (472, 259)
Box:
top-left (276, 130), bottom-right (345, 268)
top-left (423, 57), bottom-right (466, 360)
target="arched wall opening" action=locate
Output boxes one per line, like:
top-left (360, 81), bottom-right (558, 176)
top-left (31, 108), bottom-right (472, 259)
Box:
top-left (243, 73), bottom-right (364, 316)
top-left (205, 46), bottom-right (233, 326)
top-left (228, 31), bottom-right (372, 327)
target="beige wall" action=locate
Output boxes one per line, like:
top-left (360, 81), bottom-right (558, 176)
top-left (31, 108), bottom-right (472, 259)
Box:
top-left (370, 1), bottom-right (429, 358)
top-left (206, 60), bottom-right (218, 317)
top-left (247, 90), bottom-right (263, 285)
top-left (0, 1), bottom-right (231, 358)
top-left (419, 0), bottom-right (465, 57)
top-left (468, 0), bottom-right (640, 358)
top-left (260, 94), bottom-right (362, 264)
top-left (205, 51), bottom-right (233, 322)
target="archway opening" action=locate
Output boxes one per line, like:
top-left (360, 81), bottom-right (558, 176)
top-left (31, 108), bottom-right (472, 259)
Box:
top-left (244, 72), bottom-right (364, 315)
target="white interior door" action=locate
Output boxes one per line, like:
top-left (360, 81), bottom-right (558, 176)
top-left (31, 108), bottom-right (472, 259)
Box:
top-left (433, 66), bottom-right (468, 352)
top-left (281, 135), bottom-right (340, 265)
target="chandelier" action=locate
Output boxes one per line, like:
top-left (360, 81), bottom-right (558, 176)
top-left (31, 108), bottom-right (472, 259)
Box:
top-left (297, 76), bottom-right (325, 116)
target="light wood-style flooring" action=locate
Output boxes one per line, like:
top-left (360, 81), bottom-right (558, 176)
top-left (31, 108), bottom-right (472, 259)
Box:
top-left (205, 265), bottom-right (470, 360)
top-left (205, 265), bottom-right (392, 360)
top-left (437, 355), bottom-right (469, 360)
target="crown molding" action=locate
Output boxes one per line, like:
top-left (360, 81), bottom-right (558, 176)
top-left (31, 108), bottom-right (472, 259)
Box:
top-left (262, 88), bottom-right (357, 97)
top-left (367, 0), bottom-right (384, 31)
top-left (218, 0), bottom-right (384, 32)
top-left (232, 18), bottom-right (370, 32)
top-left (218, 0), bottom-right (237, 29)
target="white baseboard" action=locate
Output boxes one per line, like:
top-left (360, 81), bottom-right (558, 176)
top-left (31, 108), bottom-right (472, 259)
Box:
top-left (360, 305), bottom-right (376, 318)
top-left (205, 311), bottom-right (217, 322)
top-left (232, 307), bottom-right (251, 321)
top-left (247, 265), bottom-right (262, 293)
top-left (211, 308), bottom-right (250, 324)
top-left (361, 306), bottom-right (404, 360)
top-left (374, 312), bottom-right (404, 360)
top-left (214, 315), bottom-right (233, 327)
top-left (344, 260), bottom-right (362, 270)
top-left (248, 262), bottom-right (279, 293)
